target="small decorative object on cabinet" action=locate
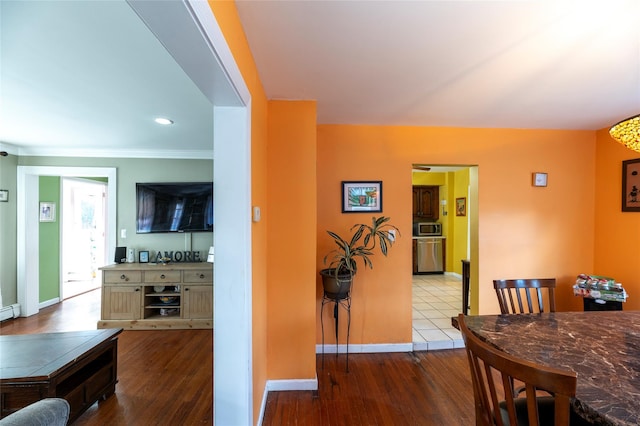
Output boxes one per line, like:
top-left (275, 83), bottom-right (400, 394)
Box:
top-left (98, 262), bottom-right (213, 330)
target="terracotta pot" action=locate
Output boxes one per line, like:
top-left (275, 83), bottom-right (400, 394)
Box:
top-left (320, 268), bottom-right (353, 300)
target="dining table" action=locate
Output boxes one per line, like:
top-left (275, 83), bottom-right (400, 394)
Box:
top-left (461, 311), bottom-right (640, 426)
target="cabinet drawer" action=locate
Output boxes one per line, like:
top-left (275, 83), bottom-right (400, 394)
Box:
top-left (104, 271), bottom-right (142, 283)
top-left (183, 270), bottom-right (212, 283)
top-left (144, 270), bottom-right (181, 283)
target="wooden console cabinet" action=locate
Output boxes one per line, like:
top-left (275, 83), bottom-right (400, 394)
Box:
top-left (98, 263), bottom-right (213, 330)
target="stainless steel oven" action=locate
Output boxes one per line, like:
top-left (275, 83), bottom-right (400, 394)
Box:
top-left (413, 222), bottom-right (442, 236)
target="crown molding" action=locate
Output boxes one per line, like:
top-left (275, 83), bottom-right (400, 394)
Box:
top-left (12, 146), bottom-right (213, 160)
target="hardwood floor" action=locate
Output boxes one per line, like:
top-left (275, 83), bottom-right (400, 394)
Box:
top-left (1, 289), bottom-right (474, 425)
top-left (263, 351), bottom-right (474, 425)
top-left (0, 289), bottom-right (212, 425)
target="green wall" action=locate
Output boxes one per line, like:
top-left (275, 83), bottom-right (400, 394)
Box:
top-left (5, 156), bottom-right (213, 306)
top-left (0, 153), bottom-right (18, 306)
top-left (39, 176), bottom-right (61, 302)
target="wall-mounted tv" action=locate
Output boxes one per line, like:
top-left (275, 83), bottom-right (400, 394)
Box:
top-left (136, 182), bottom-right (213, 233)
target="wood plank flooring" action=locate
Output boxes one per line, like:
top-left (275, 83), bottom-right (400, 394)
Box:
top-left (0, 289), bottom-right (212, 425)
top-left (1, 289), bottom-right (475, 425)
top-left (263, 351), bottom-right (474, 426)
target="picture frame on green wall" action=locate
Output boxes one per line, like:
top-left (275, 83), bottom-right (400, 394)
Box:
top-left (622, 158), bottom-right (640, 212)
top-left (39, 202), bottom-right (56, 222)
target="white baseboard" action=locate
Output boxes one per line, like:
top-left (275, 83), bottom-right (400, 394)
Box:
top-left (316, 342), bottom-right (413, 354)
top-left (266, 376), bottom-right (318, 392)
top-left (257, 376), bottom-right (318, 425)
top-left (0, 304), bottom-right (21, 321)
top-left (257, 343), bottom-right (412, 424)
top-left (39, 298), bottom-right (60, 310)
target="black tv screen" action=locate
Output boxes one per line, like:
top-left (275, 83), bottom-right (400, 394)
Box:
top-left (136, 182), bottom-right (213, 233)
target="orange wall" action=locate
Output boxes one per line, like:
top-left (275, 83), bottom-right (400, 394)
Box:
top-left (317, 125), bottom-right (597, 344)
top-left (267, 101), bottom-right (318, 380)
top-left (594, 129), bottom-right (640, 309)
top-left (210, 3), bottom-right (637, 421)
top-left (207, 2), bottom-right (269, 423)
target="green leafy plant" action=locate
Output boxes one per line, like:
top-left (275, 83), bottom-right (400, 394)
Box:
top-left (323, 216), bottom-right (399, 277)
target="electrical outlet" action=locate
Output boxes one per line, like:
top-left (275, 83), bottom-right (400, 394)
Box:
top-left (120, 229), bottom-right (127, 239)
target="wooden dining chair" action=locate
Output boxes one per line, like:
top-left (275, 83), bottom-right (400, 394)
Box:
top-left (458, 314), bottom-right (583, 426)
top-left (493, 278), bottom-right (556, 314)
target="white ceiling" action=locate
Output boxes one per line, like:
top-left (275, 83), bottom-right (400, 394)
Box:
top-left (236, 0), bottom-right (640, 129)
top-left (0, 0), bottom-right (214, 158)
top-left (1, 1), bottom-right (639, 158)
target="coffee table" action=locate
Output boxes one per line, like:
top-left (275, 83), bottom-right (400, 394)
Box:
top-left (0, 328), bottom-right (122, 422)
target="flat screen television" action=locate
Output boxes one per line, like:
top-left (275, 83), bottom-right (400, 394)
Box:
top-left (136, 182), bottom-right (213, 233)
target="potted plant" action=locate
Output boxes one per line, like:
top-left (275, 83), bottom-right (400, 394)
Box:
top-left (320, 216), bottom-right (399, 299)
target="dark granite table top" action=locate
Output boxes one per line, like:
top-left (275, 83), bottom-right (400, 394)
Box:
top-left (463, 312), bottom-right (640, 426)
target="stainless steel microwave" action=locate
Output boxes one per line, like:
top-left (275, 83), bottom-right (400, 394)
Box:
top-left (414, 222), bottom-right (442, 236)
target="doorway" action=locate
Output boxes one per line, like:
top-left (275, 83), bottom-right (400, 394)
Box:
top-left (411, 164), bottom-right (478, 344)
top-left (61, 177), bottom-right (107, 299)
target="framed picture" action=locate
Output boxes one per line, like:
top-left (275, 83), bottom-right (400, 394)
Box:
top-left (342, 181), bottom-right (382, 213)
top-left (39, 202), bottom-right (56, 222)
top-left (139, 250), bottom-right (150, 263)
top-left (456, 197), bottom-right (467, 216)
top-left (0, 189), bottom-right (7, 202)
top-left (622, 158), bottom-right (640, 212)
top-left (532, 172), bottom-right (548, 187)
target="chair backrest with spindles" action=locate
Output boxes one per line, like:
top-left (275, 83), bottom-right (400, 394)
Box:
top-left (493, 278), bottom-right (556, 314)
top-left (458, 314), bottom-right (577, 426)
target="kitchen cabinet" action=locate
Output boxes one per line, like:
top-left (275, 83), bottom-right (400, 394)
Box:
top-left (98, 263), bottom-right (213, 330)
top-left (412, 186), bottom-right (439, 220)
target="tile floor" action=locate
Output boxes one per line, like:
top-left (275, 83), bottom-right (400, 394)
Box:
top-left (412, 273), bottom-right (465, 351)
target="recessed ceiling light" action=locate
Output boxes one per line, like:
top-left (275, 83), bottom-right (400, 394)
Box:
top-left (154, 117), bottom-right (174, 125)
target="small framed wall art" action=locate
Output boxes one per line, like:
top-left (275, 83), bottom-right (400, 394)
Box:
top-left (139, 250), bottom-right (150, 263)
top-left (39, 202), bottom-right (56, 222)
top-left (532, 172), bottom-right (548, 187)
top-left (0, 190), bottom-right (8, 202)
top-left (456, 197), bottom-right (467, 216)
top-left (342, 181), bottom-right (382, 213)
top-left (622, 158), bottom-right (640, 212)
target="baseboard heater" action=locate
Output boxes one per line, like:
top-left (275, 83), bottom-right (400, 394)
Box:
top-left (0, 304), bottom-right (21, 322)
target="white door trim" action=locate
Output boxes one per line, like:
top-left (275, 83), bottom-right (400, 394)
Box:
top-left (17, 166), bottom-right (116, 316)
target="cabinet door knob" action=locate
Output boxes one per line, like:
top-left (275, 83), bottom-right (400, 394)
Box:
top-left (160, 274), bottom-right (165, 279)
top-left (120, 274), bottom-right (125, 280)
top-left (199, 274), bottom-right (205, 279)
top-left (185, 287), bottom-right (190, 291)
top-left (135, 287), bottom-right (140, 292)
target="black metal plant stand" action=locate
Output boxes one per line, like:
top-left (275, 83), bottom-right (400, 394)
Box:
top-left (320, 291), bottom-right (352, 372)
